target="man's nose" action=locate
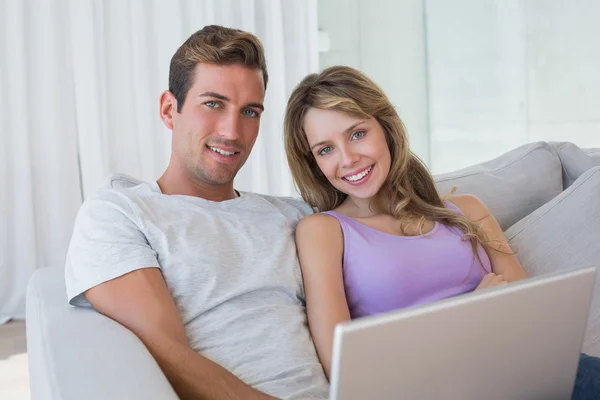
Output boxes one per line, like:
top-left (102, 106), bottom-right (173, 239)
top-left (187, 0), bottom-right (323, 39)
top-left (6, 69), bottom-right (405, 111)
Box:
top-left (217, 111), bottom-right (242, 140)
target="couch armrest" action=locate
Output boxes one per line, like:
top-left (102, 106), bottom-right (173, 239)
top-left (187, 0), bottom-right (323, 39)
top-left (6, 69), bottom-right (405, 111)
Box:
top-left (26, 267), bottom-right (179, 400)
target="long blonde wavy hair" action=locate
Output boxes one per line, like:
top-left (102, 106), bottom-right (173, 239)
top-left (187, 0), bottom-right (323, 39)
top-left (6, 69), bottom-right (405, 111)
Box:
top-left (284, 66), bottom-right (494, 269)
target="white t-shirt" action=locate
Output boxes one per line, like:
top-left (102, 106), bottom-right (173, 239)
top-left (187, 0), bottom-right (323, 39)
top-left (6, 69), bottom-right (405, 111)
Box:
top-left (65, 181), bottom-right (329, 399)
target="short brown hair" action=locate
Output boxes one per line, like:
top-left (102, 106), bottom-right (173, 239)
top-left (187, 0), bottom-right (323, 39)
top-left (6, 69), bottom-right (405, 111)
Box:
top-left (169, 25), bottom-right (268, 112)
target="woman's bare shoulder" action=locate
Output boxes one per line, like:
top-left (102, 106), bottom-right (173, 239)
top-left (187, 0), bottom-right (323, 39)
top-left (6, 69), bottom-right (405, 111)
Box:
top-left (296, 212), bottom-right (343, 235)
top-left (447, 194), bottom-right (491, 220)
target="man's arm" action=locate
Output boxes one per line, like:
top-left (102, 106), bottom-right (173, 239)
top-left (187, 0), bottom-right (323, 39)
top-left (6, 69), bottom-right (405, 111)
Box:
top-left (86, 268), bottom-right (277, 400)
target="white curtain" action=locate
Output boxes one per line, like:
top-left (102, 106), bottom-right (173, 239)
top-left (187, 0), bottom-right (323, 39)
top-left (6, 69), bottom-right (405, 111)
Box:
top-left (0, 0), bottom-right (319, 324)
top-left (0, 0), bottom-right (83, 324)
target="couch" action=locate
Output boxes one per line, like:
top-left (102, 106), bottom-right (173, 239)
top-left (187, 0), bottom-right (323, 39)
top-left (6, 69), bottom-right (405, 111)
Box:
top-left (26, 141), bottom-right (600, 400)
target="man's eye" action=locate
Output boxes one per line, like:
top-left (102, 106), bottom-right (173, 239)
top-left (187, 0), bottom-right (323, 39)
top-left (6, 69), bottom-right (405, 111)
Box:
top-left (318, 146), bottom-right (332, 156)
top-left (242, 109), bottom-right (259, 117)
top-left (352, 131), bottom-right (365, 140)
top-left (205, 101), bottom-right (220, 108)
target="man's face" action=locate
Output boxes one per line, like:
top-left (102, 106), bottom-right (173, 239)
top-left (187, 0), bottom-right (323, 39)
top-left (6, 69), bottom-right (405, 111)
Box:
top-left (169, 63), bottom-right (265, 186)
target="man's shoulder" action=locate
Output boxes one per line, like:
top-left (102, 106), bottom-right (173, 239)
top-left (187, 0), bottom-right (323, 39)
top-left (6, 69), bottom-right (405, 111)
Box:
top-left (81, 181), bottom-right (156, 216)
top-left (248, 192), bottom-right (314, 216)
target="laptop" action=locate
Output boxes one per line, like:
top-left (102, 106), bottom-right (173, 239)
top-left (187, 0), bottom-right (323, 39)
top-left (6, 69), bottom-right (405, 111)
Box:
top-left (329, 267), bottom-right (596, 400)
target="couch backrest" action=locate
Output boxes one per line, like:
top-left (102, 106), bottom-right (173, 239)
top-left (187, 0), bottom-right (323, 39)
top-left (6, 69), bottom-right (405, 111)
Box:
top-left (434, 142), bottom-right (563, 230)
top-left (549, 142), bottom-right (600, 188)
top-left (108, 173), bottom-right (143, 189)
top-left (585, 148), bottom-right (600, 164)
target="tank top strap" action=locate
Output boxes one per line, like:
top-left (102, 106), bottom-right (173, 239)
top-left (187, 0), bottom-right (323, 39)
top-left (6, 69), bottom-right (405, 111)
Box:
top-left (320, 210), bottom-right (355, 238)
top-left (443, 199), bottom-right (464, 215)
top-left (320, 210), bottom-right (368, 235)
top-left (321, 210), bottom-right (352, 223)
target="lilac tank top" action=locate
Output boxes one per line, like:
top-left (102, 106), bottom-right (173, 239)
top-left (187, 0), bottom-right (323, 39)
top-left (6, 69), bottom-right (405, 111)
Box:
top-left (322, 201), bottom-right (492, 319)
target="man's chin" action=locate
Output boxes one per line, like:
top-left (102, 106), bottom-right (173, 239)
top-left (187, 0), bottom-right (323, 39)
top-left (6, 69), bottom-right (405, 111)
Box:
top-left (197, 169), bottom-right (238, 186)
top-left (193, 157), bottom-right (246, 186)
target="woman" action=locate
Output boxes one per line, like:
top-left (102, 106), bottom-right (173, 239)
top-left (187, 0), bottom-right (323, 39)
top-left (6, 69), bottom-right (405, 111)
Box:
top-left (284, 65), bottom-right (599, 398)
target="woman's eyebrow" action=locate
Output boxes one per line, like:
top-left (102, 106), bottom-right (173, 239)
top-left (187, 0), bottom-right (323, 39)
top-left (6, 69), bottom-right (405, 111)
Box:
top-left (309, 120), bottom-right (367, 151)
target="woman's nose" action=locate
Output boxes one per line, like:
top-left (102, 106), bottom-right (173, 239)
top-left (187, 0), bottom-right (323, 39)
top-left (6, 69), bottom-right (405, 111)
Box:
top-left (340, 148), bottom-right (360, 168)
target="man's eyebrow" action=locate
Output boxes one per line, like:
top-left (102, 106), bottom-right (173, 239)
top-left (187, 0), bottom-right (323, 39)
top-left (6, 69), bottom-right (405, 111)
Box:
top-left (199, 91), bottom-right (229, 101)
top-left (199, 92), bottom-right (264, 111)
top-left (246, 102), bottom-right (264, 111)
top-left (309, 120), bottom-right (367, 151)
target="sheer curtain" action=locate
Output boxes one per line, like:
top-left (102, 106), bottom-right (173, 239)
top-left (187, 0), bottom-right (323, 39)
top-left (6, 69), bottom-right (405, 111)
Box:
top-left (0, 0), bottom-right (319, 324)
top-left (0, 0), bottom-right (83, 324)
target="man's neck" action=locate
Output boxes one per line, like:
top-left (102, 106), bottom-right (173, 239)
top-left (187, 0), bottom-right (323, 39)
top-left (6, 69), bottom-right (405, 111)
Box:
top-left (157, 167), bottom-right (238, 202)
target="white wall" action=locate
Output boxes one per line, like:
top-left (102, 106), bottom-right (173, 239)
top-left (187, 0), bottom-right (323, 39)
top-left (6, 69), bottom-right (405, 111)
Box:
top-left (525, 0), bottom-right (600, 145)
top-left (318, 0), bottom-right (600, 174)
top-left (425, 0), bottom-right (529, 172)
top-left (426, 0), bottom-right (600, 173)
top-left (318, 0), bottom-right (430, 164)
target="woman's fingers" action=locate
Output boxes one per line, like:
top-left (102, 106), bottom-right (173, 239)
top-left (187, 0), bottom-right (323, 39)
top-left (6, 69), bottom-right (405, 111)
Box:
top-left (476, 273), bottom-right (509, 291)
top-left (482, 273), bottom-right (496, 285)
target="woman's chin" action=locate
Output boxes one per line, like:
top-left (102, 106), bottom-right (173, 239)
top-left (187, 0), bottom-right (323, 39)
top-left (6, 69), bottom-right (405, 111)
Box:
top-left (332, 179), bottom-right (383, 204)
top-left (344, 186), bottom-right (382, 203)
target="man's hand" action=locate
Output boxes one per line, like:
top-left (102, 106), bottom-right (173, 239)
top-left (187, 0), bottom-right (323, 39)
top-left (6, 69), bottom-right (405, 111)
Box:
top-left (475, 272), bottom-right (509, 291)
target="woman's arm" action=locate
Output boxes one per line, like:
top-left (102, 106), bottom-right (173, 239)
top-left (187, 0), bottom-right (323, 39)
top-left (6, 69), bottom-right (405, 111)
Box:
top-left (295, 214), bottom-right (351, 379)
top-left (449, 194), bottom-right (528, 282)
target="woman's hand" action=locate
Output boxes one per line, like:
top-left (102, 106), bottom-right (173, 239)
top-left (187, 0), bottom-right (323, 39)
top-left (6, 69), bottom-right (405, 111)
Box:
top-left (475, 272), bottom-right (509, 291)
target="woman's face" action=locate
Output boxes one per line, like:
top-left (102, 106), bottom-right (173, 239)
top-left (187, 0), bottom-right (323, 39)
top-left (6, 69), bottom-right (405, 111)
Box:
top-left (303, 108), bottom-right (391, 202)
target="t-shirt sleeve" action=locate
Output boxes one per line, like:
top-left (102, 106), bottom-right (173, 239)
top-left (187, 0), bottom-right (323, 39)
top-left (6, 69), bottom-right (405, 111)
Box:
top-left (64, 189), bottom-right (160, 307)
top-left (284, 197), bottom-right (315, 218)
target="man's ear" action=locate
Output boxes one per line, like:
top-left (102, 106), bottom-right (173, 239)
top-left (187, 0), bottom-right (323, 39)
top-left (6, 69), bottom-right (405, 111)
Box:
top-left (159, 90), bottom-right (178, 130)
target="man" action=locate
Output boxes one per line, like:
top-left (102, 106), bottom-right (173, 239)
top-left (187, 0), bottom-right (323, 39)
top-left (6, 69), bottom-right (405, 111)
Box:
top-left (65, 25), bottom-right (329, 400)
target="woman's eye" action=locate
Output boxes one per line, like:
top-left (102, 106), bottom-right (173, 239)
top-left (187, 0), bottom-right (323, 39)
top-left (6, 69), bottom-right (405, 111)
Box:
top-left (318, 146), bottom-right (332, 156)
top-left (242, 109), bottom-right (259, 117)
top-left (352, 131), bottom-right (365, 140)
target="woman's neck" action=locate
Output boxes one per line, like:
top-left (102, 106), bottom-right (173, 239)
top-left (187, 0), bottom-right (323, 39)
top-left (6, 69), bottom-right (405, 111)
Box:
top-left (338, 196), bottom-right (385, 218)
